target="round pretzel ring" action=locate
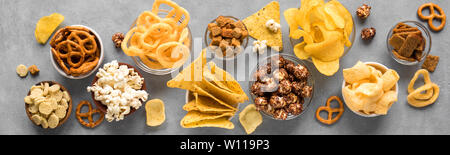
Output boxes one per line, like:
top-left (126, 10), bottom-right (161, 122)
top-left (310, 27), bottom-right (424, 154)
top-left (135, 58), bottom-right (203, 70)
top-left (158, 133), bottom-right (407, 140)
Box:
top-left (67, 51), bottom-right (85, 68)
top-left (76, 100), bottom-right (104, 128)
top-left (417, 3), bottom-right (446, 31)
top-left (67, 30), bottom-right (98, 55)
top-left (316, 96), bottom-right (344, 125)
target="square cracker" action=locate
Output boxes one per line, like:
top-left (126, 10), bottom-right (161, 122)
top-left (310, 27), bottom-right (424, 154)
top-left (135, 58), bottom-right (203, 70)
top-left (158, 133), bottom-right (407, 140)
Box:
top-left (243, 1), bottom-right (283, 51)
top-left (422, 55), bottom-right (440, 72)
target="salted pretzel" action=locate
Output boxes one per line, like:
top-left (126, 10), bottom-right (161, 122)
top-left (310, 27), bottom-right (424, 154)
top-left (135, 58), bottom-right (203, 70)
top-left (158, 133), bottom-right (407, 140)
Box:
top-left (417, 3), bottom-right (446, 31)
top-left (407, 69), bottom-right (440, 108)
top-left (50, 26), bottom-right (100, 76)
top-left (76, 100), bottom-right (104, 128)
top-left (316, 96), bottom-right (344, 125)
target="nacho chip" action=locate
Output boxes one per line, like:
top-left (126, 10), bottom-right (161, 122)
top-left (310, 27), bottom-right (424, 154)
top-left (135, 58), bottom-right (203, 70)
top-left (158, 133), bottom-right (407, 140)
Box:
top-left (243, 1), bottom-right (283, 51)
top-left (193, 85), bottom-right (237, 110)
top-left (183, 93), bottom-right (235, 113)
top-left (181, 117), bottom-right (234, 129)
top-left (180, 111), bottom-right (234, 125)
top-left (146, 99), bottom-right (166, 127)
top-left (167, 49), bottom-right (207, 90)
top-left (239, 104), bottom-right (262, 134)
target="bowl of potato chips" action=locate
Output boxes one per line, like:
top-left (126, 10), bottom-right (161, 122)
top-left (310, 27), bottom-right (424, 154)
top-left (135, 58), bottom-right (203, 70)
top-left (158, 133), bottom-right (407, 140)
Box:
top-left (342, 61), bottom-right (399, 117)
top-left (284, 0), bottom-right (355, 76)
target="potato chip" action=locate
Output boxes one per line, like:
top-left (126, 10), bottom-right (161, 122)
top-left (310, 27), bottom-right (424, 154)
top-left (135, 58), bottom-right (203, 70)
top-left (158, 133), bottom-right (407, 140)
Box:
top-left (239, 104), bottom-right (262, 135)
top-left (381, 69), bottom-right (400, 91)
top-left (181, 117), bottom-right (234, 129)
top-left (48, 84), bottom-right (60, 93)
top-left (41, 117), bottom-right (49, 129)
top-left (54, 105), bottom-right (67, 120)
top-left (311, 57), bottom-right (340, 76)
top-left (16, 64), bottom-right (28, 77)
top-left (31, 114), bottom-right (42, 126)
top-left (24, 96), bottom-right (33, 105)
top-left (38, 102), bottom-right (53, 115)
top-left (48, 113), bottom-right (59, 129)
top-left (145, 99), bottom-right (166, 127)
top-left (35, 13), bottom-right (64, 44)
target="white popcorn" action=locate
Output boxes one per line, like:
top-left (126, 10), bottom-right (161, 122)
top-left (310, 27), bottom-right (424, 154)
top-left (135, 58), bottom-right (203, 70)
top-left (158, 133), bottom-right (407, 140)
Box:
top-left (87, 60), bottom-right (148, 122)
top-left (252, 40), bottom-right (268, 54)
top-left (265, 19), bottom-right (281, 33)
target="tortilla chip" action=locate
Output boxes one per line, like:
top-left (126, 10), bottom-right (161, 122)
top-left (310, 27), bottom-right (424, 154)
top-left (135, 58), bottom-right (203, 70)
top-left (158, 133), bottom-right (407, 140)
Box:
top-left (180, 117), bottom-right (235, 129)
top-left (183, 93), bottom-right (235, 113)
top-left (243, 1), bottom-right (283, 51)
top-left (193, 85), bottom-right (238, 110)
top-left (167, 49), bottom-right (207, 90)
top-left (180, 111), bottom-right (234, 125)
top-left (208, 62), bottom-right (248, 97)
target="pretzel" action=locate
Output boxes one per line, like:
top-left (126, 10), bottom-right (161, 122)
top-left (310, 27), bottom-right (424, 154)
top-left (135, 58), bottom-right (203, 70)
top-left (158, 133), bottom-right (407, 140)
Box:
top-left (50, 26), bottom-right (100, 76)
top-left (407, 69), bottom-right (440, 107)
top-left (417, 3), bottom-right (446, 31)
top-left (121, 0), bottom-right (191, 70)
top-left (316, 96), bottom-right (344, 125)
top-left (76, 100), bottom-right (104, 128)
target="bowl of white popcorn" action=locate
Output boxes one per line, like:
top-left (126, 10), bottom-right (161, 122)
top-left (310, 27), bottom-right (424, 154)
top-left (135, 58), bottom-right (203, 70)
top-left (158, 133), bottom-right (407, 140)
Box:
top-left (87, 60), bottom-right (148, 122)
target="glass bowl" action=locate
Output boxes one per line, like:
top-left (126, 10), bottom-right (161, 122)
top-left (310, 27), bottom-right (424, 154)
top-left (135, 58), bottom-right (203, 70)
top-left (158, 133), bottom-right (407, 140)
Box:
top-left (341, 62), bottom-right (399, 117)
top-left (288, 20), bottom-right (356, 62)
top-left (127, 10), bottom-right (193, 75)
top-left (248, 54), bottom-right (315, 120)
top-left (386, 21), bottom-right (431, 65)
top-left (25, 81), bottom-right (72, 129)
top-left (204, 16), bottom-right (249, 61)
top-left (49, 25), bottom-right (104, 79)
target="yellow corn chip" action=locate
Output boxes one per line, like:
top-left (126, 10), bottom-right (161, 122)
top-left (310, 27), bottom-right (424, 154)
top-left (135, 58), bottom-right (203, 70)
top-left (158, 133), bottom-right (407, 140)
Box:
top-left (180, 111), bottom-right (234, 125)
top-left (183, 93), bottom-right (235, 113)
top-left (181, 117), bottom-right (234, 129)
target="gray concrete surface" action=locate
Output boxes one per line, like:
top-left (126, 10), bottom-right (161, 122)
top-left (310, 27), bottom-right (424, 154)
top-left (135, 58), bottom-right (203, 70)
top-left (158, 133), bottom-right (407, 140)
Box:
top-left (0, 0), bottom-right (449, 135)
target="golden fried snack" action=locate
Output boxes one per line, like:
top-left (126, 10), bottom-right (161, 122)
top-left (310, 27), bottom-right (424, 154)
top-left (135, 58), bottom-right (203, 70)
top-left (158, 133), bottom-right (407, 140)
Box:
top-left (50, 26), bottom-right (100, 76)
top-left (418, 3), bottom-right (446, 31)
top-left (16, 64), bottom-right (28, 77)
top-left (316, 96), bottom-right (344, 125)
top-left (76, 100), bottom-right (104, 128)
top-left (407, 69), bottom-right (440, 107)
top-left (28, 65), bottom-right (40, 75)
top-left (122, 0), bottom-right (191, 70)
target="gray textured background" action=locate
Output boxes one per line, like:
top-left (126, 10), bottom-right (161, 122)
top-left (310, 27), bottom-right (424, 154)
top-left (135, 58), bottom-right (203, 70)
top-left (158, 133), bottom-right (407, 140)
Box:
top-left (0, 0), bottom-right (448, 135)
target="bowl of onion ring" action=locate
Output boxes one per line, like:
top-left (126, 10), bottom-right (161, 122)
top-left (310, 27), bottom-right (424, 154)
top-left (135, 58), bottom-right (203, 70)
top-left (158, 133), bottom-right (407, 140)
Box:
top-left (123, 8), bottom-right (193, 76)
top-left (49, 25), bottom-right (104, 79)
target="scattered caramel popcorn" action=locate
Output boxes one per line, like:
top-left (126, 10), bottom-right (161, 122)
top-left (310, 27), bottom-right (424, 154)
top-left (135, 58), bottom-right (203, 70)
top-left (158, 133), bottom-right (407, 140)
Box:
top-left (356, 4), bottom-right (371, 20)
top-left (361, 27), bottom-right (376, 40)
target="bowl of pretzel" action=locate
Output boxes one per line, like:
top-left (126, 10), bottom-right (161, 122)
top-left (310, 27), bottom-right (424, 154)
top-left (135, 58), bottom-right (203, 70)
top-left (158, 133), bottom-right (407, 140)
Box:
top-left (50, 25), bottom-right (104, 79)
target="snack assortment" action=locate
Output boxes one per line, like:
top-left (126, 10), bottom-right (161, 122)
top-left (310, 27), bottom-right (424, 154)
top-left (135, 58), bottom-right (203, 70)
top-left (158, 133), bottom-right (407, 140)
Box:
top-left (168, 50), bottom-right (248, 129)
top-left (285, 0), bottom-right (354, 76)
top-left (407, 69), bottom-right (440, 108)
top-left (87, 61), bottom-right (148, 122)
top-left (25, 82), bottom-right (71, 129)
top-left (145, 99), bottom-right (166, 127)
top-left (207, 16), bottom-right (248, 58)
top-left (250, 55), bottom-right (312, 120)
top-left (316, 96), bottom-right (344, 125)
top-left (389, 23), bottom-right (426, 62)
top-left (122, 0), bottom-right (191, 70)
top-left (76, 100), bottom-right (104, 128)
top-left (342, 61), bottom-right (400, 115)
top-left (50, 26), bottom-right (101, 76)
top-left (243, 1), bottom-right (282, 51)
top-left (19, 0), bottom-right (446, 134)
top-left (417, 3), bottom-right (446, 31)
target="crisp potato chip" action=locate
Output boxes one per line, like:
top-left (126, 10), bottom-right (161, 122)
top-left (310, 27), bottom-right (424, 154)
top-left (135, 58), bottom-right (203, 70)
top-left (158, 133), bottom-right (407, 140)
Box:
top-left (28, 103), bottom-right (39, 114)
top-left (304, 30), bottom-right (344, 62)
top-left (180, 111), bottom-right (234, 125)
top-left (343, 61), bottom-right (371, 84)
top-left (24, 96), bottom-right (33, 105)
top-left (294, 42), bottom-right (309, 60)
top-left (181, 117), bottom-right (234, 129)
top-left (48, 113), bottom-right (59, 129)
top-left (239, 104), bottom-right (262, 134)
top-left (41, 117), bottom-right (49, 129)
top-left (35, 13), bottom-right (64, 44)
top-left (312, 57), bottom-right (340, 76)
top-left (54, 105), bottom-right (67, 120)
top-left (43, 82), bottom-right (49, 96)
top-left (31, 114), bottom-right (42, 126)
top-left (16, 64), bottom-right (28, 77)
top-left (38, 102), bottom-right (53, 115)
top-left (48, 84), bottom-right (60, 93)
top-left (145, 99), bottom-right (166, 127)
top-left (243, 1), bottom-right (283, 51)
top-left (375, 91), bottom-right (397, 115)
top-left (381, 69), bottom-right (400, 91)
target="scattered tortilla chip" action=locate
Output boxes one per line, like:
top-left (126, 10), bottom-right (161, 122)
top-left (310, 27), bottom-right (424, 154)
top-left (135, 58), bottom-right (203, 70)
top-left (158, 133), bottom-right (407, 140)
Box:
top-left (167, 49), bottom-right (207, 90)
top-left (183, 93), bottom-right (235, 113)
top-left (243, 1), bottom-right (283, 51)
top-left (181, 117), bottom-right (234, 129)
top-left (35, 13), bottom-right (64, 44)
top-left (145, 99), bottom-right (166, 127)
top-left (180, 111), bottom-right (234, 125)
top-left (193, 85), bottom-right (237, 110)
top-left (239, 104), bottom-right (262, 134)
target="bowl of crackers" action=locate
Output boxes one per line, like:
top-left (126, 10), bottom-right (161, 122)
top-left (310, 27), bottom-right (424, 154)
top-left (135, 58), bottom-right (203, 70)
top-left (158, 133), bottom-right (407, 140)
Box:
top-left (204, 16), bottom-right (249, 60)
top-left (124, 8), bottom-right (193, 76)
top-left (50, 25), bottom-right (104, 79)
top-left (387, 21), bottom-right (431, 65)
top-left (24, 81), bottom-right (72, 129)
top-left (249, 54), bottom-right (314, 120)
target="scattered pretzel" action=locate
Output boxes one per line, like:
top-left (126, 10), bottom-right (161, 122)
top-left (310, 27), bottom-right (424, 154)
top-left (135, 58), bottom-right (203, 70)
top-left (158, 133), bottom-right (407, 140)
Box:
top-left (50, 26), bottom-right (100, 76)
top-left (316, 96), bottom-right (344, 125)
top-left (76, 100), bottom-right (104, 128)
top-left (417, 3), bottom-right (446, 31)
top-left (407, 69), bottom-right (440, 108)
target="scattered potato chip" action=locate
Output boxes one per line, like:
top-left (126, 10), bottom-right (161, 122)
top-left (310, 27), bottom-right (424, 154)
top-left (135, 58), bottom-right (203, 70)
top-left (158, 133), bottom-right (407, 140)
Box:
top-left (145, 99), bottom-right (166, 127)
top-left (31, 114), bottom-right (42, 126)
top-left (35, 13), bottom-right (64, 44)
top-left (239, 104), bottom-right (262, 134)
top-left (284, 0), bottom-right (353, 76)
top-left (16, 64), bottom-right (28, 77)
top-left (48, 113), bottom-right (59, 129)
